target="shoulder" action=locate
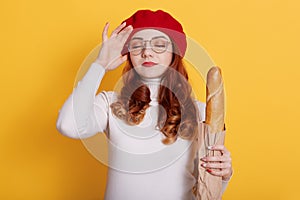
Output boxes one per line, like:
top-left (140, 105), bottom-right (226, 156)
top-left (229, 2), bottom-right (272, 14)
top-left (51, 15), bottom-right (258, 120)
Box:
top-left (95, 91), bottom-right (119, 106)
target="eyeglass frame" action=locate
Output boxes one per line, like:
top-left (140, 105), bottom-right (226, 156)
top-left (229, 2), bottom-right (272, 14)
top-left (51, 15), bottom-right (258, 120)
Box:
top-left (126, 36), bottom-right (173, 56)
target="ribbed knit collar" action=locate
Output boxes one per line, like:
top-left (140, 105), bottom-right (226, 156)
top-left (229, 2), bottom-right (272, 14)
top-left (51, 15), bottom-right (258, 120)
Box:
top-left (140, 77), bottom-right (161, 104)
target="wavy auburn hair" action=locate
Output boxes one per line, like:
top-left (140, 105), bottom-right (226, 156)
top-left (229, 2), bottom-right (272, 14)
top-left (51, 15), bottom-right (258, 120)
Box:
top-left (110, 46), bottom-right (199, 145)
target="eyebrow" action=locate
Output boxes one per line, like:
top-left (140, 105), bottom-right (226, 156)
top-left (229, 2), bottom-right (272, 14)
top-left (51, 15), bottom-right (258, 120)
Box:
top-left (131, 36), bottom-right (169, 40)
top-left (131, 37), bottom-right (143, 40)
top-left (152, 36), bottom-right (169, 40)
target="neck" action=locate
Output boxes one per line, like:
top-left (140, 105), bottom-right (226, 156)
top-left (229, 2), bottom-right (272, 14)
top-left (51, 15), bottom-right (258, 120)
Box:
top-left (140, 76), bottom-right (162, 84)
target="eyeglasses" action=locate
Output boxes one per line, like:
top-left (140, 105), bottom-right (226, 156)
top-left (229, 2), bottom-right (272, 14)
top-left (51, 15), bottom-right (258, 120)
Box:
top-left (127, 36), bottom-right (172, 56)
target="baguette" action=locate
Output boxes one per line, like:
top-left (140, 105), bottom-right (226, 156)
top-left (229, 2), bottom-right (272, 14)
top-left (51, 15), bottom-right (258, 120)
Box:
top-left (205, 66), bottom-right (225, 133)
top-left (195, 67), bottom-right (225, 200)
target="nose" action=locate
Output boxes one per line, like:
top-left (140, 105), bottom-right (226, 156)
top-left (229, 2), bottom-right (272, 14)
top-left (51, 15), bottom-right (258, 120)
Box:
top-left (141, 41), bottom-right (153, 57)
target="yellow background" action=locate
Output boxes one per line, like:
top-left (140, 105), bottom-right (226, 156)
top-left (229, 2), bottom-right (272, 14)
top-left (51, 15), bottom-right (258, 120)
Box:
top-left (1, 0), bottom-right (299, 199)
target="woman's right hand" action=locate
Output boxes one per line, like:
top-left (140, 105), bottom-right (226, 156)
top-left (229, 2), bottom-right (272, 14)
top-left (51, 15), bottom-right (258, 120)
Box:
top-left (95, 22), bottom-right (133, 71)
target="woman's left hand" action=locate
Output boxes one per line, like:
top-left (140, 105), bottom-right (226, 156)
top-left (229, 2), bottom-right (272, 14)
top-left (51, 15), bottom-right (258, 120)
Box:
top-left (200, 145), bottom-right (233, 181)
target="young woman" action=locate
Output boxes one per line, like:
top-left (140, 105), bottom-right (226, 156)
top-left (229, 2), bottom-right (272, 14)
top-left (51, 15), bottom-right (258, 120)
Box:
top-left (56, 9), bottom-right (232, 200)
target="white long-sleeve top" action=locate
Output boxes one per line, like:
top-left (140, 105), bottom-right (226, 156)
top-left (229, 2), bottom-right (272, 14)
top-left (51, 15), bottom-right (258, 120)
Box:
top-left (56, 62), bottom-right (229, 200)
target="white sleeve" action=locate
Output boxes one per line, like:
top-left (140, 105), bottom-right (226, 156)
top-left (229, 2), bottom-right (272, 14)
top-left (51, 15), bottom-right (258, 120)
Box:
top-left (56, 62), bottom-right (109, 139)
top-left (221, 169), bottom-right (233, 194)
top-left (221, 180), bottom-right (229, 194)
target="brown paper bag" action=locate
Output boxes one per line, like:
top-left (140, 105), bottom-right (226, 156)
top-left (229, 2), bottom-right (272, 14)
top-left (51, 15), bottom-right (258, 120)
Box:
top-left (193, 122), bottom-right (226, 200)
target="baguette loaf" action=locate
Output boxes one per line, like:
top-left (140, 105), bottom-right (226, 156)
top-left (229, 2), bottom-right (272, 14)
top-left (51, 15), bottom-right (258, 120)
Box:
top-left (195, 67), bottom-right (225, 200)
top-left (205, 66), bottom-right (225, 134)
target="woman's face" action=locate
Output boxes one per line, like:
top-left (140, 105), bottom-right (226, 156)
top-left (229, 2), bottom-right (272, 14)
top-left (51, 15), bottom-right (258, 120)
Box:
top-left (129, 29), bottom-right (173, 79)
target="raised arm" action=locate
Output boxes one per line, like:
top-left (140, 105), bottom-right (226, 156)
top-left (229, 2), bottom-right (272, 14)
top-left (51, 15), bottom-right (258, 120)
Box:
top-left (56, 62), bottom-right (106, 139)
top-left (56, 22), bottom-right (133, 139)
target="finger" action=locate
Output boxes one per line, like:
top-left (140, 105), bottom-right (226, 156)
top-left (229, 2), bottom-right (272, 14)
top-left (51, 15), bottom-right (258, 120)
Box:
top-left (102, 22), bottom-right (109, 41)
top-left (111, 21), bottom-right (127, 36)
top-left (201, 162), bottom-right (231, 170)
top-left (206, 168), bottom-right (231, 177)
top-left (117, 25), bottom-right (133, 42)
top-left (112, 55), bottom-right (128, 66)
top-left (201, 155), bottom-right (231, 162)
top-left (106, 54), bottom-right (128, 71)
top-left (120, 54), bottom-right (128, 63)
top-left (209, 145), bottom-right (230, 156)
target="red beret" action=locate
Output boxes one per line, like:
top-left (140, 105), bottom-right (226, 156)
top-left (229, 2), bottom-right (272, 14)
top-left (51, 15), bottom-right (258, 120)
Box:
top-left (121, 9), bottom-right (187, 57)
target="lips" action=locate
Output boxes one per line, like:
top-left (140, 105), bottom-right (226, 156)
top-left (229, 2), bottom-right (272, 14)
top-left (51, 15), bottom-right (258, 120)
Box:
top-left (142, 62), bottom-right (158, 67)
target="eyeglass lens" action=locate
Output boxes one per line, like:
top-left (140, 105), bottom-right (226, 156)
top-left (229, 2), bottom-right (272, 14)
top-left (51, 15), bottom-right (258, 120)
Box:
top-left (128, 36), bottom-right (170, 55)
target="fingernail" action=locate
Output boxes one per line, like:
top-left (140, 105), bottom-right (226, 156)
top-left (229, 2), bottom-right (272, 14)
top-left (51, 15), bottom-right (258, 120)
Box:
top-left (208, 146), bottom-right (213, 150)
top-left (207, 169), bottom-right (212, 173)
top-left (201, 163), bottom-right (207, 167)
top-left (200, 157), bottom-right (206, 161)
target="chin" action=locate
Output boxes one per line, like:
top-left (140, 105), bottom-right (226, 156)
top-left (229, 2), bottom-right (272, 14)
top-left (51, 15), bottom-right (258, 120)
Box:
top-left (135, 66), bottom-right (168, 79)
